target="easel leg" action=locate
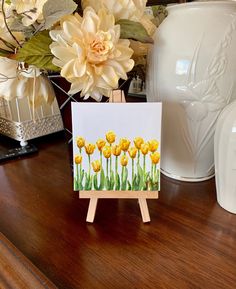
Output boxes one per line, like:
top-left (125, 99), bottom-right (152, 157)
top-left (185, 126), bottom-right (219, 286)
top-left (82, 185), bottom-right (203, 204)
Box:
top-left (138, 198), bottom-right (151, 223)
top-left (86, 198), bottom-right (98, 223)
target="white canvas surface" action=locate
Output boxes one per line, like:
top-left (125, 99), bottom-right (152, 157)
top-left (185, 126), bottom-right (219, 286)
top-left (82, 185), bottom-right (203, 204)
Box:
top-left (72, 102), bottom-right (162, 191)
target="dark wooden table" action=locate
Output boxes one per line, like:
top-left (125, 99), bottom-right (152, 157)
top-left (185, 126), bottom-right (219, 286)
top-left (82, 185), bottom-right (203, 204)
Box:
top-left (0, 132), bottom-right (236, 289)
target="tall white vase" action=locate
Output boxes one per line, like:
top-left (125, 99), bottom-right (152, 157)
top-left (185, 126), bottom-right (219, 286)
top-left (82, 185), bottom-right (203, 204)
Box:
top-left (146, 1), bottom-right (236, 181)
top-left (215, 101), bottom-right (236, 214)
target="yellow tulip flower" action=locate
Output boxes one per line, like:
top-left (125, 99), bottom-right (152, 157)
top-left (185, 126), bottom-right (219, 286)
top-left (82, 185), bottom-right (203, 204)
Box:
top-left (96, 139), bottom-right (106, 151)
top-left (119, 138), bottom-right (131, 152)
top-left (140, 143), bottom-right (149, 155)
top-left (85, 143), bottom-right (95, 155)
top-left (74, 155), bottom-right (82, 164)
top-left (150, 152), bottom-right (160, 164)
top-left (103, 145), bottom-right (112, 158)
top-left (128, 147), bottom-right (138, 159)
top-left (76, 137), bottom-right (85, 149)
top-left (91, 160), bottom-right (101, 173)
top-left (120, 155), bottom-right (128, 167)
top-left (112, 145), bottom-right (122, 156)
top-left (148, 140), bottom-right (159, 152)
top-left (134, 137), bottom-right (144, 150)
top-left (106, 131), bottom-right (116, 144)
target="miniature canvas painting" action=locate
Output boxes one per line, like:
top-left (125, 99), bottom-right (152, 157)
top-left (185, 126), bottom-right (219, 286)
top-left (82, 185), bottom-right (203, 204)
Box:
top-left (72, 103), bottom-right (162, 191)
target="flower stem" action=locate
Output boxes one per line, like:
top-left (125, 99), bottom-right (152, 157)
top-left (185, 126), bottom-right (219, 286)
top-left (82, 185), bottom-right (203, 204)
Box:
top-left (106, 158), bottom-right (109, 178)
top-left (115, 156), bottom-right (118, 176)
top-left (1, 0), bottom-right (22, 48)
top-left (88, 155), bottom-right (91, 177)
top-left (143, 155), bottom-right (146, 176)
top-left (132, 159), bottom-right (134, 190)
top-left (76, 164), bottom-right (79, 187)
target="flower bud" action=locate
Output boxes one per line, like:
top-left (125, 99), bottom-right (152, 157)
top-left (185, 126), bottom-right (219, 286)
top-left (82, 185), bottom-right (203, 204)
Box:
top-left (106, 131), bottom-right (116, 144)
top-left (148, 139), bottom-right (159, 152)
top-left (77, 137), bottom-right (85, 149)
top-left (92, 160), bottom-right (101, 173)
top-left (120, 155), bottom-right (128, 167)
top-left (85, 143), bottom-right (95, 155)
top-left (112, 145), bottom-right (122, 156)
top-left (141, 143), bottom-right (149, 155)
top-left (119, 138), bottom-right (131, 152)
top-left (134, 137), bottom-right (144, 149)
top-left (96, 139), bottom-right (106, 151)
top-left (74, 155), bottom-right (82, 164)
top-left (150, 152), bottom-right (160, 164)
top-left (103, 145), bottom-right (112, 158)
top-left (128, 147), bottom-right (138, 159)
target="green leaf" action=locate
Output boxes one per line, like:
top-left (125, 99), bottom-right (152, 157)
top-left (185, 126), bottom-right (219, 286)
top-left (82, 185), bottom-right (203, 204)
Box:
top-left (74, 178), bottom-right (79, 191)
top-left (110, 171), bottom-right (115, 190)
top-left (99, 169), bottom-right (105, 190)
top-left (15, 30), bottom-right (60, 71)
top-left (84, 173), bottom-right (90, 190)
top-left (93, 174), bottom-right (99, 190)
top-left (105, 176), bottom-right (110, 190)
top-left (117, 19), bottom-right (153, 44)
top-left (127, 181), bottom-right (132, 191)
top-left (115, 173), bottom-right (120, 191)
top-left (42, 0), bottom-right (78, 30)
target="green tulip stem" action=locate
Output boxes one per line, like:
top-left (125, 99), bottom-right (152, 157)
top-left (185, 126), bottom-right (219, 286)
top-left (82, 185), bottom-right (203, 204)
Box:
top-left (76, 163), bottom-right (79, 186)
top-left (132, 159), bottom-right (134, 190)
top-left (115, 156), bottom-right (118, 176)
top-left (100, 151), bottom-right (102, 168)
top-left (151, 163), bottom-right (154, 181)
top-left (143, 155), bottom-right (146, 176)
top-left (106, 158), bottom-right (109, 178)
top-left (88, 155), bottom-right (91, 177)
top-left (137, 150), bottom-right (140, 166)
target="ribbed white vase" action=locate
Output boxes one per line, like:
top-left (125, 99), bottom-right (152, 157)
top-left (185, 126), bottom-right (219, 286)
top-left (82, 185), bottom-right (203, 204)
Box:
top-left (215, 101), bottom-right (236, 214)
top-left (146, 1), bottom-right (236, 181)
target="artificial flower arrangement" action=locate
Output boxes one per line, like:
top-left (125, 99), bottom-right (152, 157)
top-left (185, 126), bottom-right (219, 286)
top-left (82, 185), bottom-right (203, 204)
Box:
top-left (0, 0), bottom-right (167, 106)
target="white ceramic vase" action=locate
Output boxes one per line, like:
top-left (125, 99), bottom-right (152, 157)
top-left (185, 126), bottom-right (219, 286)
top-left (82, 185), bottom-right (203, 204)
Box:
top-left (146, 1), bottom-right (236, 181)
top-left (215, 101), bottom-right (236, 214)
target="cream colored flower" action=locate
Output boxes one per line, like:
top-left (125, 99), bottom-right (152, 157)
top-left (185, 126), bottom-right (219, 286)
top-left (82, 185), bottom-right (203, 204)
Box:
top-left (49, 7), bottom-right (134, 101)
top-left (0, 57), bottom-right (55, 106)
top-left (11, 0), bottom-right (48, 26)
top-left (0, 5), bottom-right (24, 51)
top-left (82, 0), bottom-right (146, 22)
top-left (82, 0), bottom-right (156, 36)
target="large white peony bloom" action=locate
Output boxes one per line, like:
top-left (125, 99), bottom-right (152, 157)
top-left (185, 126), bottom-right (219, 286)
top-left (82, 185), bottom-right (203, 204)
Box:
top-left (49, 7), bottom-right (134, 101)
top-left (0, 57), bottom-right (55, 107)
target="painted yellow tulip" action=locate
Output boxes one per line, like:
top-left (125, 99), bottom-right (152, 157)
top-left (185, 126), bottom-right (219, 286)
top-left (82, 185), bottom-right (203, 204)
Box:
top-left (92, 160), bottom-right (101, 173)
top-left (140, 143), bottom-right (149, 155)
top-left (128, 147), bottom-right (138, 159)
top-left (76, 137), bottom-right (85, 149)
top-left (74, 155), bottom-right (82, 164)
top-left (148, 140), bottom-right (159, 152)
top-left (103, 145), bottom-right (112, 158)
top-left (119, 138), bottom-right (131, 152)
top-left (85, 143), bottom-right (95, 155)
top-left (96, 139), bottom-right (106, 151)
top-left (112, 145), bottom-right (122, 156)
top-left (150, 152), bottom-right (160, 164)
top-left (106, 131), bottom-right (116, 144)
top-left (120, 155), bottom-right (128, 167)
top-left (134, 137), bottom-right (144, 150)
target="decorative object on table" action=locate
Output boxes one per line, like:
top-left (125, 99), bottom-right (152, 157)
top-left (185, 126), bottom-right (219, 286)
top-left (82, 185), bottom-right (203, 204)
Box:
top-left (214, 100), bottom-right (236, 214)
top-left (146, 1), bottom-right (236, 181)
top-left (0, 0), bottom-right (165, 148)
top-left (72, 91), bottom-right (162, 222)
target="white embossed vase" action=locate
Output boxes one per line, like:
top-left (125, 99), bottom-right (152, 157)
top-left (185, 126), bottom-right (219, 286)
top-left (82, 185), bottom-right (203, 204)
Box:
top-left (215, 101), bottom-right (236, 214)
top-left (146, 1), bottom-right (236, 181)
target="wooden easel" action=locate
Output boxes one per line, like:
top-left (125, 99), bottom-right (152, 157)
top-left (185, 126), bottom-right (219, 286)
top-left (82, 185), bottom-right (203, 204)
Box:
top-left (79, 90), bottom-right (159, 223)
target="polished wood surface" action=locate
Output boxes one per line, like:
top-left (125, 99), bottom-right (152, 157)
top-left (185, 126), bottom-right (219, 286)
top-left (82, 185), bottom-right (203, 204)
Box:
top-left (0, 232), bottom-right (57, 289)
top-left (0, 132), bottom-right (236, 289)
